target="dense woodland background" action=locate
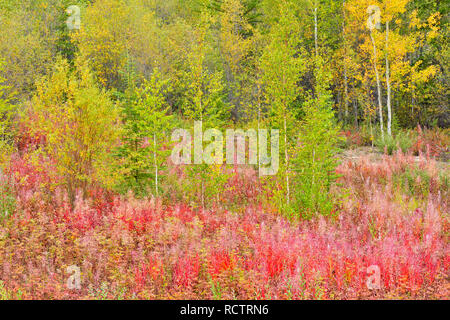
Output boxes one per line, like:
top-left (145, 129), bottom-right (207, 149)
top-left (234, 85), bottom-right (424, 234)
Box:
top-left (0, 0), bottom-right (448, 299)
top-left (0, 0), bottom-right (448, 124)
top-left (1, 0), bottom-right (448, 205)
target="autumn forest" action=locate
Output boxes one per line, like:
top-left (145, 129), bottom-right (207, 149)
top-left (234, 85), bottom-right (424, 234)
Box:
top-left (0, 0), bottom-right (448, 300)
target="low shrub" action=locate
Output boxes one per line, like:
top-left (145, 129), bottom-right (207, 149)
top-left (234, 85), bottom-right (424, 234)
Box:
top-left (375, 131), bottom-right (415, 155)
top-left (0, 170), bottom-right (15, 222)
top-left (412, 126), bottom-right (449, 159)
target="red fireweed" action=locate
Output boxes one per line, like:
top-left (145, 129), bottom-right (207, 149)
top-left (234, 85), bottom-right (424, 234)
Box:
top-left (0, 150), bottom-right (448, 299)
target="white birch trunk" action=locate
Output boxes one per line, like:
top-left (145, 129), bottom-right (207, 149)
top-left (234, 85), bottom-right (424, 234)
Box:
top-left (153, 132), bottom-right (158, 196)
top-left (314, 5), bottom-right (318, 59)
top-left (370, 31), bottom-right (384, 140)
top-left (385, 21), bottom-right (392, 136)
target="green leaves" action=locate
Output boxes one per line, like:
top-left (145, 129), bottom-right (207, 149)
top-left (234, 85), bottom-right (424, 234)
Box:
top-left (117, 65), bottom-right (174, 197)
top-left (259, 1), bottom-right (306, 208)
top-left (28, 57), bottom-right (121, 205)
top-left (291, 59), bottom-right (342, 219)
top-left (180, 11), bottom-right (231, 127)
top-left (0, 59), bottom-right (16, 167)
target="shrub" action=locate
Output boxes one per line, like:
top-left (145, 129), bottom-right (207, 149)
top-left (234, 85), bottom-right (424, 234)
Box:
top-left (115, 63), bottom-right (174, 197)
top-left (375, 131), bottom-right (415, 155)
top-left (0, 155), bottom-right (448, 299)
top-left (340, 123), bottom-right (374, 149)
top-left (412, 126), bottom-right (449, 159)
top-left (291, 62), bottom-right (341, 219)
top-left (0, 58), bottom-right (16, 169)
top-left (26, 57), bottom-right (122, 206)
top-left (0, 170), bottom-right (15, 222)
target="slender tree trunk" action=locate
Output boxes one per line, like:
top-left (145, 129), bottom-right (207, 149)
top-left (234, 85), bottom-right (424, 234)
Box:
top-left (342, 0), bottom-right (349, 123)
top-left (314, 5), bottom-right (319, 59)
top-left (200, 104), bottom-right (205, 208)
top-left (353, 100), bottom-right (358, 127)
top-left (343, 63), bottom-right (349, 123)
top-left (284, 115), bottom-right (289, 206)
top-left (201, 182), bottom-right (204, 208)
top-left (257, 81), bottom-right (261, 177)
top-left (337, 92), bottom-right (343, 122)
top-left (409, 52), bottom-right (415, 119)
top-left (370, 30), bottom-right (384, 140)
top-left (153, 132), bottom-right (158, 196)
top-left (385, 21), bottom-right (392, 136)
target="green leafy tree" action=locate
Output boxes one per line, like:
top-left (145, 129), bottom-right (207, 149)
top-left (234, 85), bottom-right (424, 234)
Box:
top-left (259, 0), bottom-right (306, 208)
top-left (291, 59), bottom-right (341, 219)
top-left (0, 59), bottom-right (15, 167)
top-left (116, 60), bottom-right (174, 197)
top-left (182, 12), bottom-right (230, 126)
top-left (181, 12), bottom-right (231, 207)
top-left (135, 68), bottom-right (174, 197)
top-left (0, 57), bottom-right (16, 222)
top-left (28, 57), bottom-right (121, 206)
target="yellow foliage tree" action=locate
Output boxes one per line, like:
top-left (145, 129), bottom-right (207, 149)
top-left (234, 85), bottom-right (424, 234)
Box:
top-left (27, 57), bottom-right (122, 205)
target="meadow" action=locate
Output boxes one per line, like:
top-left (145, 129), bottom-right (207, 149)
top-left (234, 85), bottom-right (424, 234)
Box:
top-left (0, 128), bottom-right (448, 299)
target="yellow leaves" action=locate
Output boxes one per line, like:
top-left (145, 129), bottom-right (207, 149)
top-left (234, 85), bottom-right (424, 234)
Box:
top-left (219, 0), bottom-right (253, 75)
top-left (409, 10), bottom-right (421, 29)
top-left (0, 141), bottom-right (12, 170)
top-left (388, 30), bottom-right (414, 57)
top-left (71, 0), bottom-right (135, 88)
top-left (426, 12), bottom-right (441, 41)
top-left (28, 57), bottom-right (122, 202)
top-left (345, 0), bottom-right (372, 25)
top-left (409, 10), bottom-right (441, 42)
top-left (383, 0), bottom-right (409, 21)
top-left (427, 12), bottom-right (441, 28)
top-left (411, 64), bottom-right (438, 85)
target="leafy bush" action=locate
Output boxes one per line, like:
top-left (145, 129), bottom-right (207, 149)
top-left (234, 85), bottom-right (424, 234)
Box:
top-left (291, 63), bottom-right (341, 219)
top-left (375, 131), bottom-right (415, 155)
top-left (340, 123), bottom-right (375, 149)
top-left (0, 58), bottom-right (16, 169)
top-left (412, 126), bottom-right (449, 159)
top-left (115, 63), bottom-right (174, 197)
top-left (392, 165), bottom-right (449, 199)
top-left (26, 57), bottom-right (122, 206)
top-left (0, 170), bottom-right (15, 222)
